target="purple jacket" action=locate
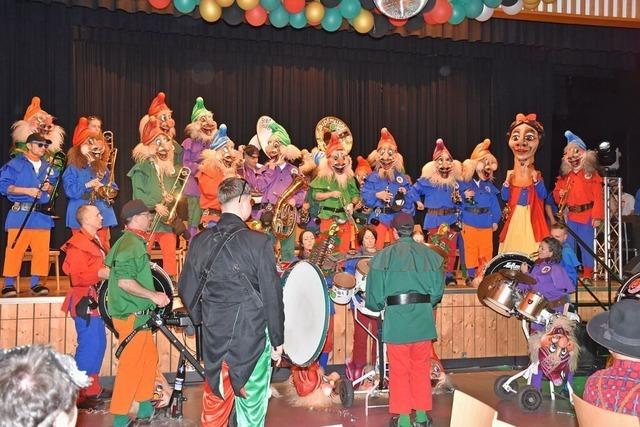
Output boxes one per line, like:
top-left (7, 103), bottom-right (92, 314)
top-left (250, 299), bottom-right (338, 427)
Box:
top-left (517, 260), bottom-right (575, 302)
top-left (253, 162), bottom-right (306, 207)
top-left (181, 138), bottom-right (208, 197)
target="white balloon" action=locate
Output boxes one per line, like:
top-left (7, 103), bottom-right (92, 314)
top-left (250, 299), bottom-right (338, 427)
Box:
top-left (501, 0), bottom-right (523, 15)
top-left (475, 4), bottom-right (494, 21)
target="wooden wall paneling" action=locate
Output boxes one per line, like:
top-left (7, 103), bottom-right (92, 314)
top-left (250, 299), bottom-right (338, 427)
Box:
top-left (434, 307), bottom-right (443, 356)
top-left (32, 303), bottom-right (50, 344)
top-left (450, 294), bottom-right (465, 358)
top-left (0, 304), bottom-right (17, 349)
top-left (463, 294), bottom-right (476, 359)
top-left (64, 316), bottom-right (77, 355)
top-left (440, 303), bottom-right (454, 359)
top-left (474, 305), bottom-right (487, 358)
top-left (496, 314), bottom-right (510, 357)
top-left (16, 304), bottom-right (34, 346)
top-left (485, 309), bottom-right (498, 357)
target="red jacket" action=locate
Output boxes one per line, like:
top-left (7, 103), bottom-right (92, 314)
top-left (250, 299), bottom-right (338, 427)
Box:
top-left (196, 165), bottom-right (225, 224)
top-left (553, 171), bottom-right (603, 224)
top-left (60, 229), bottom-right (107, 316)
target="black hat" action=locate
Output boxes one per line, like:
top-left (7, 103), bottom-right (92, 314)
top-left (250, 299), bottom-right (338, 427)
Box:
top-left (587, 299), bottom-right (640, 359)
top-left (26, 133), bottom-right (51, 145)
top-left (120, 199), bottom-right (154, 221)
top-left (391, 212), bottom-right (414, 234)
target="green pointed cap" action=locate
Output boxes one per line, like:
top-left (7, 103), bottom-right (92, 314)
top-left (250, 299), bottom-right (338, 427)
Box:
top-left (191, 97), bottom-right (212, 122)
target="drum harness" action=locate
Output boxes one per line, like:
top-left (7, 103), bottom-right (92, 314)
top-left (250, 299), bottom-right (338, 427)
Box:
top-left (115, 227), bottom-right (263, 358)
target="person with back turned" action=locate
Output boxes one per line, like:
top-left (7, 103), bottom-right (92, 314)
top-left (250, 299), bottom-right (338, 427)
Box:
top-left (365, 212), bottom-right (445, 427)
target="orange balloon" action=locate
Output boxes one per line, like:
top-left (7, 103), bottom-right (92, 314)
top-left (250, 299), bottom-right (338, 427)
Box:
top-left (237, 0), bottom-right (259, 10)
top-left (200, 0), bottom-right (222, 21)
top-left (352, 9), bottom-right (374, 33)
top-left (305, 1), bottom-right (325, 25)
top-left (217, 0), bottom-right (235, 7)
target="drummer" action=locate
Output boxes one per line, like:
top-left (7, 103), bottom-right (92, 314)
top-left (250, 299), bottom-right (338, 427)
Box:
top-left (343, 225), bottom-right (379, 385)
top-left (517, 236), bottom-right (575, 332)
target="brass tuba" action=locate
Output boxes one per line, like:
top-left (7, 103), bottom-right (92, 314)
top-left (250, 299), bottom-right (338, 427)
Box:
top-left (93, 131), bottom-right (119, 205)
top-left (149, 166), bottom-right (191, 240)
top-left (272, 171), bottom-right (308, 240)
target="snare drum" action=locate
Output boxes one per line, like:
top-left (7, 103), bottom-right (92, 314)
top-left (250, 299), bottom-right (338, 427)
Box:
top-left (330, 272), bottom-right (357, 305)
top-left (481, 272), bottom-right (521, 318)
top-left (517, 291), bottom-right (548, 322)
top-left (484, 252), bottom-right (535, 275)
top-left (354, 258), bottom-right (370, 294)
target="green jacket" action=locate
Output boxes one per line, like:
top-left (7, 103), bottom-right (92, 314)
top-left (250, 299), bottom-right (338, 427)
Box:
top-left (365, 237), bottom-right (445, 343)
top-left (127, 160), bottom-right (178, 233)
top-left (105, 230), bottom-right (155, 320)
top-left (310, 176), bottom-right (360, 221)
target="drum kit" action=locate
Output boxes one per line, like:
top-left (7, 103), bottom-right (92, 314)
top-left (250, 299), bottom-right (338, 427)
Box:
top-left (477, 253), bottom-right (553, 325)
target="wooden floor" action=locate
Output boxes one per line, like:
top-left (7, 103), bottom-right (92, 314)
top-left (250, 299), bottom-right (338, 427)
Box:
top-left (77, 370), bottom-right (579, 426)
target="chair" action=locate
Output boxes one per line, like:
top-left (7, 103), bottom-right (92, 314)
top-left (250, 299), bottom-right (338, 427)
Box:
top-left (16, 250), bottom-right (61, 292)
top-left (450, 390), bottom-right (498, 427)
top-left (572, 393), bottom-right (640, 427)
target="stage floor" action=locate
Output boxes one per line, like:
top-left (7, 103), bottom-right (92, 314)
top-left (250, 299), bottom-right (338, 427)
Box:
top-left (77, 370), bottom-right (578, 426)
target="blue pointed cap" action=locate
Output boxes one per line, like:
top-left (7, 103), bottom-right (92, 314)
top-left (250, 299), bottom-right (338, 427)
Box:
top-left (564, 130), bottom-right (586, 150)
top-left (210, 124), bottom-right (230, 150)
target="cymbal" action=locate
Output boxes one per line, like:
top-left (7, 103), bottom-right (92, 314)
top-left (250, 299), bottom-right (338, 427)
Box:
top-left (498, 268), bottom-right (537, 285)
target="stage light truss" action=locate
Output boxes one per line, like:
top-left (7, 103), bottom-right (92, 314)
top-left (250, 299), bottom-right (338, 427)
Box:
top-left (594, 177), bottom-right (623, 282)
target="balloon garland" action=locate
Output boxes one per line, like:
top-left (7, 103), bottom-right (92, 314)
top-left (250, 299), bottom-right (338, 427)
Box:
top-left (156, 0), bottom-right (536, 34)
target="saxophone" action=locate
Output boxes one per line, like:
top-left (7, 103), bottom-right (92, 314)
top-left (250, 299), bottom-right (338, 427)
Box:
top-left (272, 172), bottom-right (308, 240)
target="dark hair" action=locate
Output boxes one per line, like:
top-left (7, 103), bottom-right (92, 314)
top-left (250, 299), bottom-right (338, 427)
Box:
top-left (298, 229), bottom-right (316, 245)
top-left (358, 225), bottom-right (377, 245)
top-left (507, 117), bottom-right (545, 140)
top-left (0, 345), bottom-right (84, 427)
top-left (550, 223), bottom-right (567, 232)
top-left (541, 237), bottom-right (563, 264)
top-left (244, 145), bottom-right (259, 158)
top-left (25, 133), bottom-right (50, 145)
top-left (218, 177), bottom-right (251, 205)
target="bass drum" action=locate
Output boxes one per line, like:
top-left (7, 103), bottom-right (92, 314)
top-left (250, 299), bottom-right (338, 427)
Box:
top-left (282, 260), bottom-right (330, 367)
top-left (479, 253), bottom-right (534, 305)
top-left (617, 272), bottom-right (640, 301)
top-left (98, 262), bottom-right (174, 338)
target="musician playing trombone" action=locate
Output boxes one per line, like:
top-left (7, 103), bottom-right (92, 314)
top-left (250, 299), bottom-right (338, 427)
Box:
top-left (0, 133), bottom-right (61, 297)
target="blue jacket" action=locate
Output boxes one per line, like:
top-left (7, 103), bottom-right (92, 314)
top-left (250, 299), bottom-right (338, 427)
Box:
top-left (413, 177), bottom-right (458, 230)
top-left (62, 165), bottom-right (118, 229)
top-left (459, 179), bottom-right (501, 228)
top-left (361, 171), bottom-right (417, 226)
top-left (0, 155), bottom-right (60, 230)
top-left (561, 242), bottom-right (580, 286)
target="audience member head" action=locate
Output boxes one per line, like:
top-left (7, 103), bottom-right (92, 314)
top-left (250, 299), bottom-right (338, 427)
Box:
top-left (358, 226), bottom-right (377, 253)
top-left (587, 299), bottom-right (640, 361)
top-left (537, 236), bottom-right (563, 264)
top-left (76, 204), bottom-right (103, 234)
top-left (550, 223), bottom-right (568, 243)
top-left (244, 145), bottom-right (260, 169)
top-left (0, 344), bottom-right (90, 427)
top-left (299, 229), bottom-right (316, 253)
top-left (86, 115), bottom-right (103, 134)
top-left (219, 177), bottom-right (252, 221)
top-left (391, 212), bottom-right (414, 239)
top-left (120, 199), bottom-right (154, 231)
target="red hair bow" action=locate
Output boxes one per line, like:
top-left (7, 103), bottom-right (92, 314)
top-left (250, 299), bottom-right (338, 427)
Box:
top-left (515, 113), bottom-right (537, 122)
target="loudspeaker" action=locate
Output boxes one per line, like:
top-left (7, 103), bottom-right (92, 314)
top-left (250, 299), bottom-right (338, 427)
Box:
top-left (623, 254), bottom-right (640, 276)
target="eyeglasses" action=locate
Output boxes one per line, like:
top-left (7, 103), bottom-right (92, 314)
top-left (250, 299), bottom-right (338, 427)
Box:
top-left (239, 179), bottom-right (249, 204)
top-left (33, 142), bottom-right (49, 149)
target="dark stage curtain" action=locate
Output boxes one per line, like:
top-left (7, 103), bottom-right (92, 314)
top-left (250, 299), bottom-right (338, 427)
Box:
top-left (0, 0), bottom-right (639, 269)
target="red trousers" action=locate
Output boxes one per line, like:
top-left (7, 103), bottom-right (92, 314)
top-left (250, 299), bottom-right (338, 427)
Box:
top-left (201, 361), bottom-right (235, 427)
top-left (373, 223), bottom-right (396, 250)
top-left (387, 340), bottom-right (433, 415)
top-left (352, 309), bottom-right (379, 367)
top-left (146, 231), bottom-right (177, 276)
top-left (428, 227), bottom-right (457, 274)
top-left (320, 219), bottom-right (352, 253)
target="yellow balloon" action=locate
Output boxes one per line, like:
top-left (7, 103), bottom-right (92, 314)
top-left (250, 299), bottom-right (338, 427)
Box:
top-left (200, 0), bottom-right (222, 22)
top-left (217, 0), bottom-right (235, 8)
top-left (523, 0), bottom-right (540, 9)
top-left (352, 9), bottom-right (373, 34)
top-left (305, 1), bottom-right (325, 26)
top-left (237, 0), bottom-right (259, 10)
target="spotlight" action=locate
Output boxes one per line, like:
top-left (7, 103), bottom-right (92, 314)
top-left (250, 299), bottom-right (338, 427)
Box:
top-left (597, 140), bottom-right (621, 176)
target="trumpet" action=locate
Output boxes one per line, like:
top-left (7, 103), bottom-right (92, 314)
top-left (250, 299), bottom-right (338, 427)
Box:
top-left (92, 131), bottom-right (118, 205)
top-left (556, 177), bottom-right (572, 219)
top-left (149, 166), bottom-right (191, 240)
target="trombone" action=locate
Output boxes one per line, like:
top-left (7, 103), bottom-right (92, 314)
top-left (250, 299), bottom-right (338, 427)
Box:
top-left (91, 130), bottom-right (118, 205)
top-left (149, 166), bottom-right (191, 242)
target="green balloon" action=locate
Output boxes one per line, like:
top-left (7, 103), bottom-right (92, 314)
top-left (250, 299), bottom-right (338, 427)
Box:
top-left (464, 0), bottom-right (484, 18)
top-left (339, 0), bottom-right (361, 19)
top-left (483, 0), bottom-right (501, 7)
top-left (321, 6), bottom-right (342, 32)
top-left (448, 2), bottom-right (466, 24)
top-left (269, 5), bottom-right (290, 27)
top-left (173, 0), bottom-right (197, 13)
top-left (290, 10), bottom-right (308, 28)
top-left (261, 0), bottom-right (280, 12)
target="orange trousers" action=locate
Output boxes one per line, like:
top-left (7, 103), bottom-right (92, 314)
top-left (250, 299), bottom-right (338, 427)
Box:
top-left (110, 315), bottom-right (158, 416)
top-left (319, 219), bottom-right (353, 253)
top-left (461, 224), bottom-right (493, 270)
top-left (373, 222), bottom-right (396, 250)
top-left (201, 361), bottom-right (235, 427)
top-left (3, 228), bottom-right (50, 277)
top-left (146, 232), bottom-right (177, 276)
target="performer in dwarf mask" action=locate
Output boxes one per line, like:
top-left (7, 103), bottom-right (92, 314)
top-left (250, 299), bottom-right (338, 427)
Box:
top-left (196, 125), bottom-right (241, 227)
top-left (127, 117), bottom-right (180, 280)
top-left (414, 138), bottom-right (463, 286)
top-left (552, 130), bottom-right (603, 282)
top-left (63, 117), bottom-right (118, 247)
top-left (310, 133), bottom-right (360, 253)
top-left (139, 92), bottom-right (182, 164)
top-left (459, 139), bottom-right (501, 285)
top-left (10, 96), bottom-right (65, 158)
top-left (361, 128), bottom-right (416, 250)
top-left (499, 113), bottom-right (549, 255)
top-left (182, 97), bottom-right (218, 238)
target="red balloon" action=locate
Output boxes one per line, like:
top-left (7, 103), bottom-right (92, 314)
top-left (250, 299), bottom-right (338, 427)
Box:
top-left (283, 0), bottom-right (305, 14)
top-left (430, 0), bottom-right (452, 24)
top-left (245, 5), bottom-right (268, 26)
top-left (388, 17), bottom-right (408, 27)
top-left (149, 0), bottom-right (171, 8)
top-left (423, 10), bottom-right (438, 24)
